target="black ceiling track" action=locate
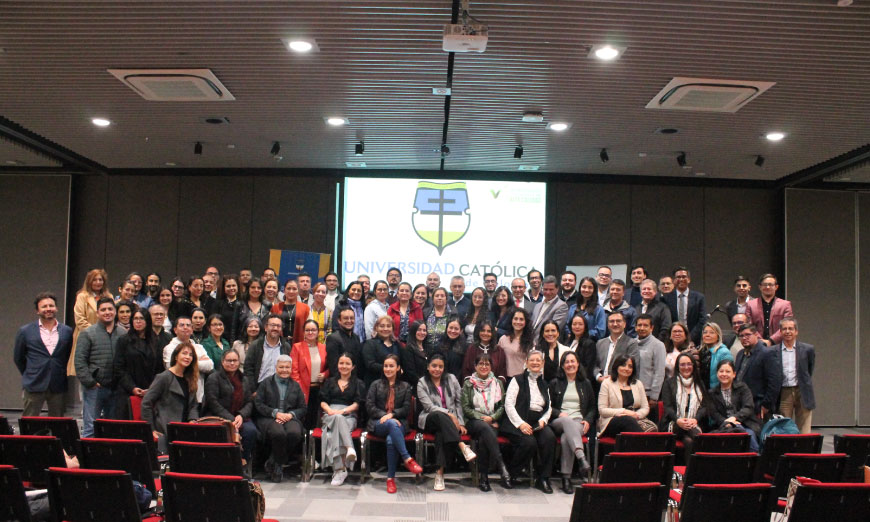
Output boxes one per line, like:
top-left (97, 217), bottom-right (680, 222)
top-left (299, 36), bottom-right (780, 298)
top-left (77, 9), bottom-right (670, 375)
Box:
top-left (0, 115), bottom-right (107, 174)
top-left (438, 0), bottom-right (460, 171)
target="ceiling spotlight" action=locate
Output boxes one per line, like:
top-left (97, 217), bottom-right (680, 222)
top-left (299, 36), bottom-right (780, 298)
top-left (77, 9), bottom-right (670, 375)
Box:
top-left (440, 144), bottom-right (450, 156)
top-left (765, 131), bottom-right (785, 142)
top-left (599, 148), bottom-right (609, 163)
top-left (522, 111), bottom-right (543, 122)
top-left (282, 38), bottom-right (319, 53)
top-left (589, 44), bottom-right (626, 61)
top-left (194, 142), bottom-right (203, 155)
top-left (755, 155), bottom-right (765, 167)
top-left (676, 152), bottom-right (687, 168)
top-left (547, 122), bottom-right (570, 131)
top-left (514, 146), bottom-right (523, 159)
top-left (91, 117), bottom-right (111, 127)
top-left (270, 141), bottom-right (281, 156)
top-left (355, 142), bottom-right (365, 155)
top-left (326, 117), bottom-right (348, 126)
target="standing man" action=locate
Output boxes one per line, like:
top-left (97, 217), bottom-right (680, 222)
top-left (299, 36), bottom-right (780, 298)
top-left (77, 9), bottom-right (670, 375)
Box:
top-left (510, 278), bottom-right (536, 314)
top-left (746, 274), bottom-right (794, 346)
top-left (239, 268), bottom-right (253, 292)
top-left (664, 267), bottom-right (706, 345)
top-left (734, 325), bottom-right (781, 418)
top-left (14, 292), bottom-right (73, 417)
top-left (205, 267), bottom-right (220, 298)
top-left (150, 304), bottom-right (172, 350)
top-left (596, 266), bottom-right (612, 306)
top-left (531, 275), bottom-right (569, 338)
top-left (603, 279), bottom-right (638, 337)
top-left (634, 279), bottom-right (672, 342)
top-left (386, 267), bottom-right (402, 304)
top-left (324, 271), bottom-right (341, 308)
top-left (357, 275), bottom-right (371, 298)
top-left (145, 273), bottom-right (162, 301)
top-left (558, 271), bottom-right (579, 307)
top-left (75, 297), bottom-right (126, 437)
top-left (594, 313), bottom-right (639, 383)
top-left (658, 275), bottom-right (674, 296)
top-left (526, 269), bottom-right (543, 304)
top-left (625, 266), bottom-right (647, 307)
top-left (775, 318), bottom-right (815, 433)
top-left (724, 276), bottom-right (752, 321)
top-left (297, 272), bottom-right (313, 305)
top-left (723, 313), bottom-right (749, 358)
top-left (635, 314), bottom-right (666, 421)
top-left (449, 275), bottom-right (471, 318)
top-left (483, 272), bottom-right (498, 304)
top-left (243, 314), bottom-right (291, 395)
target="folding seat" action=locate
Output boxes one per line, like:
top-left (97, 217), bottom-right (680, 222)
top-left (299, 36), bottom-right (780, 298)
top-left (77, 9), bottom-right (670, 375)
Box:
top-left (569, 482), bottom-right (668, 522)
top-left (304, 422), bottom-right (363, 482)
top-left (47, 467), bottom-right (160, 522)
top-left (599, 451), bottom-right (675, 486)
top-left (166, 421), bottom-right (232, 443)
top-left (168, 440), bottom-right (243, 476)
top-left (770, 452), bottom-right (847, 502)
top-left (162, 471), bottom-right (278, 522)
top-left (595, 431), bottom-right (676, 478)
top-left (678, 483), bottom-right (775, 522)
top-left (360, 396), bottom-right (419, 482)
top-left (690, 432), bottom-right (751, 454)
top-left (0, 434), bottom-right (65, 485)
top-left (0, 465), bottom-right (32, 522)
top-left (669, 452), bottom-right (759, 516)
top-left (757, 433), bottom-right (823, 481)
top-left (94, 418), bottom-right (162, 470)
top-left (18, 416), bottom-right (81, 456)
top-left (833, 433), bottom-right (870, 481)
top-left (79, 437), bottom-right (159, 498)
top-left (784, 478), bottom-right (870, 522)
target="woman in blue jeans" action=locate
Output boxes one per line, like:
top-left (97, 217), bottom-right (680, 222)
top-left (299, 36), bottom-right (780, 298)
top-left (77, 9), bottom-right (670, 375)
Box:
top-left (365, 354), bottom-right (423, 493)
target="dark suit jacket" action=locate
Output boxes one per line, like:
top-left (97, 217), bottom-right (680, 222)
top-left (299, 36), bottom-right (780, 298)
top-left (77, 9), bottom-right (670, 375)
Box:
top-left (204, 369), bottom-right (254, 420)
top-left (449, 294), bottom-right (471, 320)
top-left (707, 381), bottom-right (761, 433)
top-left (735, 341), bottom-right (781, 413)
top-left (724, 299), bottom-right (750, 322)
top-left (664, 289), bottom-right (707, 345)
top-left (242, 336), bottom-right (293, 395)
top-left (773, 341), bottom-right (815, 410)
top-left (254, 375), bottom-right (307, 422)
top-left (14, 321), bottom-right (73, 393)
top-left (746, 297), bottom-right (794, 344)
top-left (513, 295), bottom-right (536, 315)
top-left (594, 335), bottom-right (639, 379)
top-left (635, 300), bottom-right (673, 343)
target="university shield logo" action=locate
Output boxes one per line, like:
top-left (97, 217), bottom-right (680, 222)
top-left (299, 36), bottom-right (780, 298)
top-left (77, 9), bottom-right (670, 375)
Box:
top-left (412, 181), bottom-right (471, 255)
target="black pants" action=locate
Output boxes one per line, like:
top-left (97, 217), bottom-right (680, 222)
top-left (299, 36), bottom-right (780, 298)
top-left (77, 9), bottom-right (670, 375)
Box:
top-left (601, 416), bottom-right (644, 438)
top-left (257, 418), bottom-right (304, 466)
top-left (503, 425), bottom-right (556, 480)
top-left (674, 425), bottom-right (701, 461)
top-left (466, 418), bottom-right (503, 473)
top-left (423, 411), bottom-right (461, 469)
top-left (303, 386), bottom-right (321, 430)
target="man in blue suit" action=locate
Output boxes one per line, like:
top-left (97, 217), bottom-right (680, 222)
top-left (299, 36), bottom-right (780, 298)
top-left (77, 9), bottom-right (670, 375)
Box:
top-left (734, 324), bottom-right (781, 419)
top-left (663, 266), bottom-right (707, 345)
top-left (774, 317), bottom-right (815, 433)
top-left (14, 292), bottom-right (73, 416)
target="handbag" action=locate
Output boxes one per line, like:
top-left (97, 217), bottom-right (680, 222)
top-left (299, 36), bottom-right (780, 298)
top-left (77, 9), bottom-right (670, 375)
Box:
top-left (637, 418), bottom-right (658, 432)
top-left (193, 416), bottom-right (241, 444)
top-left (248, 480), bottom-right (266, 522)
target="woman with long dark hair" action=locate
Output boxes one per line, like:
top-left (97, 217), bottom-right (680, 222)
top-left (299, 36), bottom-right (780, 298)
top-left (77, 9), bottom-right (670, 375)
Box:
top-left (400, 320), bottom-right (429, 386)
top-left (202, 314), bottom-right (230, 367)
top-left (142, 342), bottom-right (200, 452)
top-left (659, 352), bottom-right (709, 460)
top-left (463, 287), bottom-right (489, 343)
top-left (548, 351), bottom-right (594, 493)
top-left (597, 354), bottom-right (649, 438)
top-left (562, 313), bottom-right (598, 388)
top-left (665, 322), bottom-right (694, 378)
top-left (436, 317), bottom-right (467, 380)
top-left (537, 319), bottom-right (571, 382)
top-left (290, 319), bottom-right (329, 430)
top-left (461, 321), bottom-right (506, 379)
top-left (564, 277), bottom-right (606, 340)
top-left (115, 300), bottom-right (135, 331)
top-left (240, 277), bottom-right (268, 324)
top-left (230, 316), bottom-right (261, 366)
top-left (498, 308), bottom-right (534, 378)
top-left (213, 275), bottom-right (243, 343)
top-left (490, 286), bottom-right (514, 339)
top-left (319, 352), bottom-right (366, 486)
top-left (114, 309), bottom-right (162, 419)
top-left (182, 275), bottom-right (213, 317)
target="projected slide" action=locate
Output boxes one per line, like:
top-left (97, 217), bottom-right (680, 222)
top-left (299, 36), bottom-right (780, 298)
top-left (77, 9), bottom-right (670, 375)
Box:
top-left (342, 177), bottom-right (546, 289)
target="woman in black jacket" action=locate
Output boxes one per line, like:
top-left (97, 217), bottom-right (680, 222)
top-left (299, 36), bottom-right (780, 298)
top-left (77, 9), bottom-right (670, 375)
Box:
top-left (212, 275), bottom-right (243, 343)
top-left (365, 354), bottom-right (423, 494)
top-left (706, 359), bottom-right (760, 452)
top-left (254, 354), bottom-right (307, 483)
top-left (548, 351), bottom-right (594, 493)
top-left (203, 349), bottom-right (257, 476)
top-left (113, 309), bottom-right (163, 419)
top-left (400, 320), bottom-right (429, 389)
top-left (658, 352), bottom-right (709, 461)
top-left (561, 313), bottom-right (598, 392)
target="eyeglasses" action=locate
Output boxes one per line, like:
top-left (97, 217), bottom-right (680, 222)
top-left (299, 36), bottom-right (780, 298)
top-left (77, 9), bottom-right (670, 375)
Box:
top-left (738, 333), bottom-right (755, 339)
top-left (760, 283), bottom-right (777, 287)
top-left (476, 361), bottom-right (491, 366)
top-left (224, 359), bottom-right (239, 364)
top-left (598, 273), bottom-right (611, 278)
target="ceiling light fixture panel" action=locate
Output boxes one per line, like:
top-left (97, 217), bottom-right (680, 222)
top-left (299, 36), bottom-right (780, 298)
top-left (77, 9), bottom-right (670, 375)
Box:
top-left (281, 38), bottom-right (319, 53)
top-left (325, 117), bottom-right (349, 126)
top-left (589, 44), bottom-right (626, 61)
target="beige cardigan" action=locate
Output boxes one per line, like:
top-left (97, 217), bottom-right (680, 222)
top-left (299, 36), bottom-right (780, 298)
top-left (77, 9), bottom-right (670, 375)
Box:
top-left (597, 377), bottom-right (650, 436)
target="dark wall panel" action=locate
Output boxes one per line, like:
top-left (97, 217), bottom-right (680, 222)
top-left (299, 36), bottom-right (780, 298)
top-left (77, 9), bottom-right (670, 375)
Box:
top-left (858, 193), bottom-right (870, 424)
top-left (250, 176), bottom-right (336, 273)
top-left (67, 175), bottom-right (108, 316)
top-left (786, 189), bottom-right (855, 425)
top-left (105, 176), bottom-right (180, 288)
top-left (177, 176), bottom-right (254, 278)
top-left (0, 175), bottom-right (70, 408)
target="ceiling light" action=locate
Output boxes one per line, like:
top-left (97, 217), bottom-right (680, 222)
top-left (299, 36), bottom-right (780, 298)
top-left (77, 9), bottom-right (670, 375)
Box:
top-left (518, 165), bottom-right (539, 171)
top-left (589, 44), bottom-right (626, 61)
top-left (522, 111), bottom-right (543, 122)
top-left (326, 117), bottom-right (348, 126)
top-left (695, 172), bottom-right (706, 176)
top-left (194, 142), bottom-right (203, 155)
top-left (91, 118), bottom-right (111, 127)
top-left (355, 142), bottom-right (365, 155)
top-left (270, 141), bottom-right (281, 156)
top-left (676, 152), bottom-right (687, 168)
top-left (282, 38), bottom-right (319, 53)
top-left (345, 161), bottom-right (366, 168)
top-left (600, 148), bottom-right (609, 163)
top-left (547, 122), bottom-right (570, 131)
top-left (755, 155), bottom-right (765, 167)
top-left (164, 162), bottom-right (176, 166)
top-left (765, 131), bottom-right (786, 142)
top-left (514, 146), bottom-right (523, 159)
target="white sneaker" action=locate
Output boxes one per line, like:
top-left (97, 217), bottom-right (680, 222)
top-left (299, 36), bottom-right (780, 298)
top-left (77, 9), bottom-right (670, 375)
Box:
top-left (461, 445), bottom-right (477, 462)
top-left (345, 447), bottom-right (357, 471)
top-left (331, 468), bottom-right (348, 486)
top-left (434, 473), bottom-right (445, 491)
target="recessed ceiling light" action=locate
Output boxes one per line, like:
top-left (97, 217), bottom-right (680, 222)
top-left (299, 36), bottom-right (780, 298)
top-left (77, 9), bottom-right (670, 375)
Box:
top-left (765, 131), bottom-right (786, 142)
top-left (5, 160), bottom-right (22, 165)
top-left (282, 38), bottom-right (319, 53)
top-left (92, 118), bottom-right (111, 127)
top-left (589, 44), bottom-right (626, 61)
top-left (547, 122), bottom-right (571, 131)
top-left (165, 162), bottom-right (176, 166)
top-left (326, 117), bottom-right (349, 126)
top-left (345, 161), bottom-right (367, 168)
top-left (695, 172), bottom-right (706, 176)
top-left (518, 165), bottom-right (540, 171)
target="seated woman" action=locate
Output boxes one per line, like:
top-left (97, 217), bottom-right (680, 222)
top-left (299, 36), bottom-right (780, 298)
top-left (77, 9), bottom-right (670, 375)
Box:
top-left (707, 359), bottom-right (761, 452)
top-left (141, 342), bottom-right (200, 453)
top-left (659, 352), bottom-right (708, 460)
top-left (460, 353), bottom-right (512, 492)
top-left (417, 353), bottom-right (477, 491)
top-left (254, 354), bottom-right (307, 483)
top-left (548, 351), bottom-right (594, 493)
top-left (203, 349), bottom-right (258, 477)
top-left (366, 354), bottom-right (423, 493)
top-left (319, 352), bottom-right (366, 486)
top-left (201, 314), bottom-right (230, 367)
top-left (537, 319), bottom-right (571, 382)
top-left (362, 316), bottom-right (401, 388)
top-left (696, 323), bottom-right (733, 389)
top-left (400, 320), bottom-right (429, 387)
top-left (502, 350), bottom-right (557, 494)
top-left (290, 319), bottom-right (329, 430)
top-left (598, 354), bottom-right (650, 439)
top-left (461, 321), bottom-right (507, 379)
top-left (436, 317), bottom-right (467, 381)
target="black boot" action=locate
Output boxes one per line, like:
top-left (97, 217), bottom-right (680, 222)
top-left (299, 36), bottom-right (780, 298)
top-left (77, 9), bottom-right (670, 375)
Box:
top-left (478, 477), bottom-right (492, 492)
top-left (561, 477), bottom-right (574, 494)
top-left (577, 455), bottom-right (591, 482)
top-left (499, 463), bottom-right (514, 489)
top-left (535, 478), bottom-right (553, 494)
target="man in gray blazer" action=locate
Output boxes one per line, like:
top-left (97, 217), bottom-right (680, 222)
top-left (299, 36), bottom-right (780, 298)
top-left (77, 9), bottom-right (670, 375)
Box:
top-left (594, 313), bottom-right (639, 382)
top-left (531, 276), bottom-right (568, 338)
top-left (774, 317), bottom-right (815, 433)
top-left (510, 278), bottom-right (536, 314)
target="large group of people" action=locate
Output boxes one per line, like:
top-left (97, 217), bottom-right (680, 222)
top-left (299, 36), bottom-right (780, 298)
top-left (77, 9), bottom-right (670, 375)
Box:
top-left (13, 264), bottom-right (817, 495)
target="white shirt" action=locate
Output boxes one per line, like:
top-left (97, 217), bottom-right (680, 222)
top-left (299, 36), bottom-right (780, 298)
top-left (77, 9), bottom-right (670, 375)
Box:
top-left (597, 288), bottom-right (609, 306)
top-left (601, 334), bottom-right (623, 379)
top-left (505, 374), bottom-right (552, 428)
top-left (781, 343), bottom-right (798, 387)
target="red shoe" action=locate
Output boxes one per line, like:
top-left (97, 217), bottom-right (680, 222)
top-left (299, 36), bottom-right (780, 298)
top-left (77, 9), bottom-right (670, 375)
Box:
top-left (386, 478), bottom-right (397, 494)
top-left (404, 458), bottom-right (423, 474)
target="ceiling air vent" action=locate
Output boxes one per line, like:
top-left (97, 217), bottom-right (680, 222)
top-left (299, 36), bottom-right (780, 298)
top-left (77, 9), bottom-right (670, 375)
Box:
top-left (646, 77), bottom-right (774, 113)
top-left (107, 69), bottom-right (235, 101)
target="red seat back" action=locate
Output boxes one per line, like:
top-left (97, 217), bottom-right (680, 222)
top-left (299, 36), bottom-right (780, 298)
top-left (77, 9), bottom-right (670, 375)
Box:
top-left (94, 418), bottom-right (159, 471)
top-left (79, 437), bottom-right (158, 497)
top-left (758, 433), bottom-right (823, 479)
top-left (615, 432), bottom-right (676, 453)
top-left (771, 453), bottom-right (848, 498)
top-left (18, 416), bottom-right (81, 456)
top-left (786, 481), bottom-right (870, 522)
top-left (834, 434), bottom-right (870, 481)
top-left (692, 432), bottom-right (751, 454)
top-left (570, 482), bottom-right (667, 522)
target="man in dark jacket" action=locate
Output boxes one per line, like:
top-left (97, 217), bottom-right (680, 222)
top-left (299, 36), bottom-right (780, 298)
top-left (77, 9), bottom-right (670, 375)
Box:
top-left (14, 292), bottom-right (73, 417)
top-left (325, 308), bottom-right (364, 382)
top-left (254, 355), bottom-right (306, 482)
top-left (243, 314), bottom-right (291, 395)
top-left (75, 297), bottom-right (126, 437)
top-left (734, 324), bottom-right (781, 419)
